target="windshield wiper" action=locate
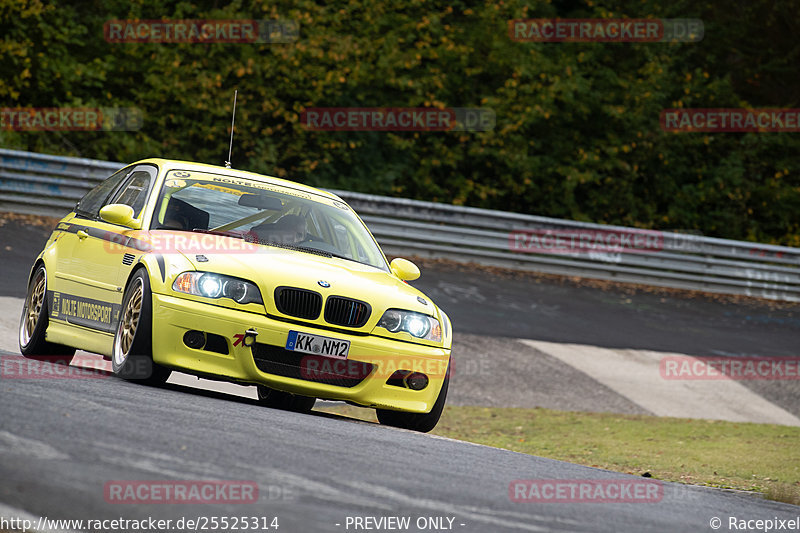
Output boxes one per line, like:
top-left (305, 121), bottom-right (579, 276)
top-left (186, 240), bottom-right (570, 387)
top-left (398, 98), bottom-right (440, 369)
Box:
top-left (295, 246), bottom-right (353, 261)
top-left (271, 243), bottom-right (342, 259)
top-left (250, 241), bottom-right (355, 262)
top-left (193, 228), bottom-right (245, 239)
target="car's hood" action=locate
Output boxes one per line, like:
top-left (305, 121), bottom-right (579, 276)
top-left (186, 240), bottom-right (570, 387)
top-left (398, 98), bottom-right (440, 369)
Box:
top-left (178, 241), bottom-right (434, 323)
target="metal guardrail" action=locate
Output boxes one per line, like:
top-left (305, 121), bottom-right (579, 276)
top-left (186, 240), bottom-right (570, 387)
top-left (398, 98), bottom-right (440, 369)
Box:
top-left (2, 147), bottom-right (799, 302)
top-left (0, 148), bottom-right (121, 213)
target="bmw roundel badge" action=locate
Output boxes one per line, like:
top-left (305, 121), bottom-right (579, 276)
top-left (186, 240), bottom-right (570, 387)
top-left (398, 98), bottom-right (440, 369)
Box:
top-left (318, 280), bottom-right (331, 288)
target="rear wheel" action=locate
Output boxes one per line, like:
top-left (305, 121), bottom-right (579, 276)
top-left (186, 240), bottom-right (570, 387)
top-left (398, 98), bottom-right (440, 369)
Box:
top-left (112, 269), bottom-right (171, 385)
top-left (256, 385), bottom-right (316, 413)
top-left (19, 265), bottom-right (75, 364)
top-left (376, 362), bottom-right (450, 433)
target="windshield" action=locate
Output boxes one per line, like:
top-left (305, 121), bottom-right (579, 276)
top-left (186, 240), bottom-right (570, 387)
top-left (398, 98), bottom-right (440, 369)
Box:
top-left (150, 170), bottom-right (388, 270)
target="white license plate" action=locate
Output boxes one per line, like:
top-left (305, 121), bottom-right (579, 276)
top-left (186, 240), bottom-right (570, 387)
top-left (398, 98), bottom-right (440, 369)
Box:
top-left (285, 331), bottom-right (350, 359)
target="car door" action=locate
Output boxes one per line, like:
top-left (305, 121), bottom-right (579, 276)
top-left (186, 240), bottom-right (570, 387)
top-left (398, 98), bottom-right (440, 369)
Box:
top-left (53, 164), bottom-right (157, 334)
top-left (52, 165), bottom-right (131, 301)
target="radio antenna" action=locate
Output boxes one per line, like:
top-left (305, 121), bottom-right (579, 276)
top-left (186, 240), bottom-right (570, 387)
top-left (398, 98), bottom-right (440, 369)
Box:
top-left (225, 89), bottom-right (238, 168)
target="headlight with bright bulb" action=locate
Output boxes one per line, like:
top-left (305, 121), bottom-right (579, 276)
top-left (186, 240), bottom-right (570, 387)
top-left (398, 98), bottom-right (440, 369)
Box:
top-left (173, 272), bottom-right (263, 305)
top-left (199, 275), bottom-right (222, 298)
top-left (376, 309), bottom-right (442, 342)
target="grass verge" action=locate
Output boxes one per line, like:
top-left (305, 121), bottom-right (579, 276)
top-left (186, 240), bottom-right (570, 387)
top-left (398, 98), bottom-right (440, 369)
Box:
top-left (315, 404), bottom-right (800, 506)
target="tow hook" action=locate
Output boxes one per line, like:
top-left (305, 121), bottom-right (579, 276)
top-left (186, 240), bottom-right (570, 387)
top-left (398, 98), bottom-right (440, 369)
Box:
top-left (243, 328), bottom-right (258, 347)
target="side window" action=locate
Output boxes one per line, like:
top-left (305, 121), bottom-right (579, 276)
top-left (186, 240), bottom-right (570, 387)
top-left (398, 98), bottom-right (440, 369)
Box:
top-left (107, 166), bottom-right (156, 218)
top-left (75, 167), bottom-right (131, 218)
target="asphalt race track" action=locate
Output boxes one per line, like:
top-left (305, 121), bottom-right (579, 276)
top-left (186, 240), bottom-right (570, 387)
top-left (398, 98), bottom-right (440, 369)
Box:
top-left (3, 368), bottom-right (799, 533)
top-left (1, 218), bottom-right (799, 532)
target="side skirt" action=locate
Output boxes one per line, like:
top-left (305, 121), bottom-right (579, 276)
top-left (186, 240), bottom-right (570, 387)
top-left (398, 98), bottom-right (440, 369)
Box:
top-left (46, 319), bottom-right (114, 357)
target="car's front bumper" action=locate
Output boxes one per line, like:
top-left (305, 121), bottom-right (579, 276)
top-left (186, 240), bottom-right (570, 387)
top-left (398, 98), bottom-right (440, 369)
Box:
top-left (151, 293), bottom-right (451, 413)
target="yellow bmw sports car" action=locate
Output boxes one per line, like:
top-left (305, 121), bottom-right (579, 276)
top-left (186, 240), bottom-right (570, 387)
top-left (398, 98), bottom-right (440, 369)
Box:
top-left (19, 160), bottom-right (453, 432)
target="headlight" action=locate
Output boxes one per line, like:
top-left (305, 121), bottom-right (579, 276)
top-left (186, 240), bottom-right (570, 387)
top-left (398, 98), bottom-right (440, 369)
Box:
top-left (173, 272), bottom-right (263, 305)
top-left (199, 275), bottom-right (222, 298)
top-left (377, 309), bottom-right (442, 342)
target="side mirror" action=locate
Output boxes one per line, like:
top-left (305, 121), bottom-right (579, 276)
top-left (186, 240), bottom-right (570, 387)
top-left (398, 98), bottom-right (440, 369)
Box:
top-left (390, 258), bottom-right (420, 281)
top-left (99, 204), bottom-right (137, 228)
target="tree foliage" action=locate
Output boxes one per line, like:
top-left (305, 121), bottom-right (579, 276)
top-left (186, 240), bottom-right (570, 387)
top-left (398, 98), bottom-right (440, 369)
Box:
top-left (1, 0), bottom-right (798, 245)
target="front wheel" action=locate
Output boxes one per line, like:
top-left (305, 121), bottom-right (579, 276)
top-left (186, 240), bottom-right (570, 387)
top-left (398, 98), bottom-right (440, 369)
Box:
top-left (256, 385), bottom-right (316, 413)
top-left (112, 269), bottom-right (171, 385)
top-left (19, 265), bottom-right (75, 364)
top-left (376, 363), bottom-right (450, 433)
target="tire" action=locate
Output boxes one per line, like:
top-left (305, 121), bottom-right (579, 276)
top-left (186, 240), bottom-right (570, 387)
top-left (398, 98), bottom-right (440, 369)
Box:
top-left (256, 385), bottom-right (316, 413)
top-left (18, 265), bottom-right (75, 364)
top-left (376, 361), bottom-right (450, 433)
top-left (112, 268), bottom-right (171, 385)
